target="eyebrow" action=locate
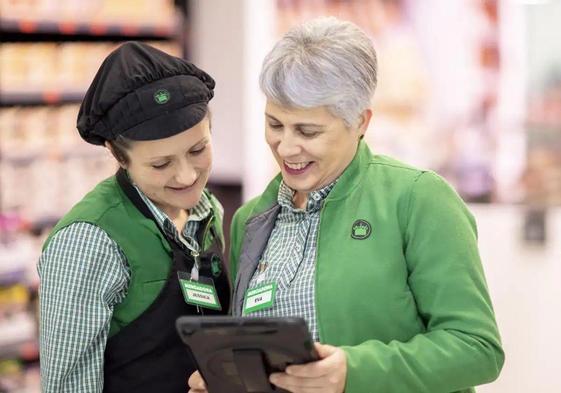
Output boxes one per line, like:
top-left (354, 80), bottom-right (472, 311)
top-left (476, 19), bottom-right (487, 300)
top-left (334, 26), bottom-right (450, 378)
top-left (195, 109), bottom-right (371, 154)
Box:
top-left (148, 137), bottom-right (209, 160)
top-left (265, 113), bottom-right (325, 129)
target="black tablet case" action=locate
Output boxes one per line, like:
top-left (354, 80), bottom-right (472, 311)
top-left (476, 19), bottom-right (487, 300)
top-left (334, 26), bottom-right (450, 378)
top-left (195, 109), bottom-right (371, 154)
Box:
top-left (176, 316), bottom-right (318, 393)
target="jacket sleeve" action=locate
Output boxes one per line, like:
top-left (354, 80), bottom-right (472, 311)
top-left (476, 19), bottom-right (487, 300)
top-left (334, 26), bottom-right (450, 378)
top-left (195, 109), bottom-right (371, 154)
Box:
top-left (341, 171), bottom-right (504, 393)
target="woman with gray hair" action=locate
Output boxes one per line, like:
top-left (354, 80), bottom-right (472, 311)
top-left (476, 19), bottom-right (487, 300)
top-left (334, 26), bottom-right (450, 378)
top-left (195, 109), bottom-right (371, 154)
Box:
top-left (190, 16), bottom-right (503, 393)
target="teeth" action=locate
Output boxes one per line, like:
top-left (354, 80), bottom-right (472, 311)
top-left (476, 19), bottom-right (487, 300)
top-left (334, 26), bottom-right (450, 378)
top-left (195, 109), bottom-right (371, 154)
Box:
top-left (285, 161), bottom-right (310, 170)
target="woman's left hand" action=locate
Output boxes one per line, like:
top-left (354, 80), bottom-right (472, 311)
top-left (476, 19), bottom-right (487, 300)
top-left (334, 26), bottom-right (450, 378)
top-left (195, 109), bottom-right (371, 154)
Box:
top-left (269, 343), bottom-right (347, 393)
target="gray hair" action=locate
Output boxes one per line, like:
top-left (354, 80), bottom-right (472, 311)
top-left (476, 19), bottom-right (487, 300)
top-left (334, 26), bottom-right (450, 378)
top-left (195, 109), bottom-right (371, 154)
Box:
top-left (259, 17), bottom-right (377, 127)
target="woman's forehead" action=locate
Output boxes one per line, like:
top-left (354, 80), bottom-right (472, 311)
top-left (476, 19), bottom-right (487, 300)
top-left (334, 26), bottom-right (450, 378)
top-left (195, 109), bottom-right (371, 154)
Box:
top-left (265, 101), bottom-right (334, 121)
top-left (129, 123), bottom-right (211, 159)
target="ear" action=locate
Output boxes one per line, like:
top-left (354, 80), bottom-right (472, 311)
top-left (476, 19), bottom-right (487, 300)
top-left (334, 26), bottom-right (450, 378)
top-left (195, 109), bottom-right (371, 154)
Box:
top-left (105, 141), bottom-right (127, 169)
top-left (357, 108), bottom-right (373, 139)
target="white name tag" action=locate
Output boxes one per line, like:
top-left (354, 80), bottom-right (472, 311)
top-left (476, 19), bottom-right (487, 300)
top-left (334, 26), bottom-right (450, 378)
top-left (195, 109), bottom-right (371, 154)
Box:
top-left (185, 283), bottom-right (217, 306)
top-left (178, 272), bottom-right (221, 311)
top-left (243, 282), bottom-right (277, 314)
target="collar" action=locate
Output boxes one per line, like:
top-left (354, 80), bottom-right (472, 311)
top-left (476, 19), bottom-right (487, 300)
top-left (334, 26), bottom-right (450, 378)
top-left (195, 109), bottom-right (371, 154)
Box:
top-left (277, 179), bottom-right (337, 213)
top-left (119, 170), bottom-right (212, 234)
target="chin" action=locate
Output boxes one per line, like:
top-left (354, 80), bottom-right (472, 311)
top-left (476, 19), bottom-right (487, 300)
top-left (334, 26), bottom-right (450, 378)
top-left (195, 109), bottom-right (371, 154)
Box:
top-left (282, 180), bottom-right (309, 194)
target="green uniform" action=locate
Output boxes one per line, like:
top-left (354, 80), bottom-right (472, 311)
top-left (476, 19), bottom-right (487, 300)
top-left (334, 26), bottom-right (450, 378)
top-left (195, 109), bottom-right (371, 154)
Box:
top-left (230, 141), bottom-right (504, 393)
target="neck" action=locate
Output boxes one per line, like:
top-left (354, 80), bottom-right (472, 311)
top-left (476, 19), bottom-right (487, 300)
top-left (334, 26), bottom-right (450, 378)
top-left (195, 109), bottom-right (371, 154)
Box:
top-left (293, 192), bottom-right (307, 209)
top-left (159, 205), bottom-right (189, 226)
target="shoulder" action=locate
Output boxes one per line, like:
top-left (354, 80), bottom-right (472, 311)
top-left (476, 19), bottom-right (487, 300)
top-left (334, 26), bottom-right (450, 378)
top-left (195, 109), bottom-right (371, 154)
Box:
top-left (363, 155), bottom-right (462, 198)
top-left (40, 222), bottom-right (127, 276)
top-left (231, 175), bottom-right (282, 229)
top-left (354, 154), bottom-right (428, 203)
top-left (231, 192), bottom-right (274, 231)
top-left (367, 155), bottom-right (426, 182)
top-left (51, 176), bottom-right (124, 230)
top-left (234, 195), bottom-right (260, 220)
top-left (43, 222), bottom-right (122, 256)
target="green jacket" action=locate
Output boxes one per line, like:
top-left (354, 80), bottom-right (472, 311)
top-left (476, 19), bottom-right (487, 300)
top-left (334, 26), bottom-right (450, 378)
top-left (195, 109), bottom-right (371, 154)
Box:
top-left (43, 175), bottom-right (224, 336)
top-left (229, 142), bottom-right (504, 393)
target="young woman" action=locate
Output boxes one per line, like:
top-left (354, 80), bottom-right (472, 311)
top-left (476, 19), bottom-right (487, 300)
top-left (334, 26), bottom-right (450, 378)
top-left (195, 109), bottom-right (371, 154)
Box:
top-left (39, 42), bottom-right (230, 393)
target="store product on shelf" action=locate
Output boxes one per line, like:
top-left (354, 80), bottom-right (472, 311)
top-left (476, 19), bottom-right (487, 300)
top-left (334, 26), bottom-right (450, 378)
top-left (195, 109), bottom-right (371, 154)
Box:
top-left (0, 0), bottom-right (176, 28)
top-left (0, 41), bottom-right (180, 96)
top-left (1, 3), bottom-right (183, 392)
top-left (0, 224), bottom-right (41, 392)
top-left (0, 105), bottom-right (117, 222)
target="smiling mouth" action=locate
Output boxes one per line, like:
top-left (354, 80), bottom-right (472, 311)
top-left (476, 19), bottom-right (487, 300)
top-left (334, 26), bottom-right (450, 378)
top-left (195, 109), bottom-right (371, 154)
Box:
top-left (283, 161), bottom-right (313, 175)
top-left (167, 181), bottom-right (197, 192)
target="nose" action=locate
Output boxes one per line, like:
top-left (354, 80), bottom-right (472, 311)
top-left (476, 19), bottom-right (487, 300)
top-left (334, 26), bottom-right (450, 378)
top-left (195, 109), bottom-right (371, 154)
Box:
top-left (276, 131), bottom-right (301, 158)
top-left (174, 159), bottom-right (197, 186)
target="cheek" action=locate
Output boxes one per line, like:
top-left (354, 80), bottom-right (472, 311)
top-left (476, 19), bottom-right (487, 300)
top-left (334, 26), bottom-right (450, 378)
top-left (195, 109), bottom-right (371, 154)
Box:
top-left (130, 162), bottom-right (165, 184)
top-left (198, 149), bottom-right (213, 171)
top-left (142, 172), bottom-right (168, 190)
top-left (265, 130), bottom-right (279, 148)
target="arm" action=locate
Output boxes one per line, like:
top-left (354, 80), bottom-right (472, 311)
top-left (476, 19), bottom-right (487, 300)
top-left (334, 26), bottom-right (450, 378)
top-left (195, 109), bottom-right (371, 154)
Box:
top-left (38, 222), bottom-right (129, 393)
top-left (340, 172), bottom-right (504, 392)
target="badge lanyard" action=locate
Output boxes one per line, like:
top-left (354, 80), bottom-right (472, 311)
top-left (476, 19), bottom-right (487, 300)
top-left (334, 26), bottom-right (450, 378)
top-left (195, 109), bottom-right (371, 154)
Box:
top-left (178, 234), bottom-right (200, 281)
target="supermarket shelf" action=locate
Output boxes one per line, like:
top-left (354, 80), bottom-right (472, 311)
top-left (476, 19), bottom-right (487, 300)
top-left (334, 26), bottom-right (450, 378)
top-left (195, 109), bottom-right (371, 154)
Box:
top-left (0, 91), bottom-right (84, 106)
top-left (0, 148), bottom-right (109, 164)
top-left (0, 312), bottom-right (38, 362)
top-left (0, 18), bottom-right (176, 41)
top-left (0, 268), bottom-right (27, 288)
top-left (0, 339), bottom-right (39, 362)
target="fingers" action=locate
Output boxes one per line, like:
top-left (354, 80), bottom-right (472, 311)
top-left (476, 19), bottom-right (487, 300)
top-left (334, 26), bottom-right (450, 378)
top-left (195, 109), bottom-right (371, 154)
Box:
top-left (314, 342), bottom-right (337, 358)
top-left (269, 345), bottom-right (347, 393)
top-left (270, 372), bottom-right (326, 392)
top-left (188, 371), bottom-right (206, 391)
top-left (285, 344), bottom-right (340, 378)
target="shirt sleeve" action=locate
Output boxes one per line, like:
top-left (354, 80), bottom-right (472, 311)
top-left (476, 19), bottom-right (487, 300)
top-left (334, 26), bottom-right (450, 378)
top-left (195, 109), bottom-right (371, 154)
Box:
top-left (341, 171), bottom-right (504, 393)
top-left (38, 222), bottom-right (130, 393)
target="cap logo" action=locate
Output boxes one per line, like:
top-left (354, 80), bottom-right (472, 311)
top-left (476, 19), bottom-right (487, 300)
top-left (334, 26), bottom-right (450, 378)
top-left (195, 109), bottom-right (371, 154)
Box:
top-left (154, 89), bottom-right (171, 104)
top-left (351, 219), bottom-right (372, 240)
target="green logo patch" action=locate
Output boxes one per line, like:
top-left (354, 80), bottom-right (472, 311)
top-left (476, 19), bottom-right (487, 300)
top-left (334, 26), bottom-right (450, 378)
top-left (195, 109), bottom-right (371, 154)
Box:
top-left (211, 255), bottom-right (222, 277)
top-left (351, 219), bottom-right (372, 240)
top-left (154, 89), bottom-right (171, 104)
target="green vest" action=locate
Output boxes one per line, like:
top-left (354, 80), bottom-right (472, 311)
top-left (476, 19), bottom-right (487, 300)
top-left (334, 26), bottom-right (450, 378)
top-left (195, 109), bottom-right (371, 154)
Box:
top-left (43, 176), bottom-right (224, 337)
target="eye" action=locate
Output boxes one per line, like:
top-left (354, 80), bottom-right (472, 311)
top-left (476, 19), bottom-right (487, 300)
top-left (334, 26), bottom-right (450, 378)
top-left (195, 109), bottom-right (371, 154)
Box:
top-left (151, 162), bottom-right (170, 170)
top-left (190, 145), bottom-right (207, 156)
top-left (299, 129), bottom-right (320, 138)
top-left (268, 122), bottom-right (283, 129)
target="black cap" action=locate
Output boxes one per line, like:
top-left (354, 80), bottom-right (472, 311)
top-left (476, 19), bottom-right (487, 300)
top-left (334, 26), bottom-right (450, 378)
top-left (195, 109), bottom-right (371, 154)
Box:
top-left (77, 41), bottom-right (215, 145)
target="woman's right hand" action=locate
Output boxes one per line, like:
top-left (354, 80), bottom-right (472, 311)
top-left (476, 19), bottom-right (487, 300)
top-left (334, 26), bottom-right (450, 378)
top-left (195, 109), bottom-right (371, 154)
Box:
top-left (188, 371), bottom-right (208, 393)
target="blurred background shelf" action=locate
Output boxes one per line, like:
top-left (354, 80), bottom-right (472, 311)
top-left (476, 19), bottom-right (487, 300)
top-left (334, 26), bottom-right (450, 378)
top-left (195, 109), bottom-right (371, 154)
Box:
top-left (1, 18), bottom-right (176, 42)
top-left (0, 3), bottom-right (187, 392)
top-left (1, 17), bottom-right (175, 36)
top-left (0, 91), bottom-right (85, 106)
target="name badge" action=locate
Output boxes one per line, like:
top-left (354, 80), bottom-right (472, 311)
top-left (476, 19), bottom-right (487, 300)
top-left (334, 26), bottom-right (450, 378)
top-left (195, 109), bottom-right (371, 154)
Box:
top-left (178, 271), bottom-right (221, 311)
top-left (243, 282), bottom-right (277, 314)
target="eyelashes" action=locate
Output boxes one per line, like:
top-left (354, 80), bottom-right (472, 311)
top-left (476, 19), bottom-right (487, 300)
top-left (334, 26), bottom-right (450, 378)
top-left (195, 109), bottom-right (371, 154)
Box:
top-left (150, 146), bottom-right (208, 170)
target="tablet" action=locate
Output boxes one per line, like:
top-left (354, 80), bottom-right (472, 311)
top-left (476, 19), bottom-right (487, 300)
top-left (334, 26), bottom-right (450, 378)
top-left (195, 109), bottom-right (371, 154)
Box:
top-left (176, 316), bottom-right (318, 393)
